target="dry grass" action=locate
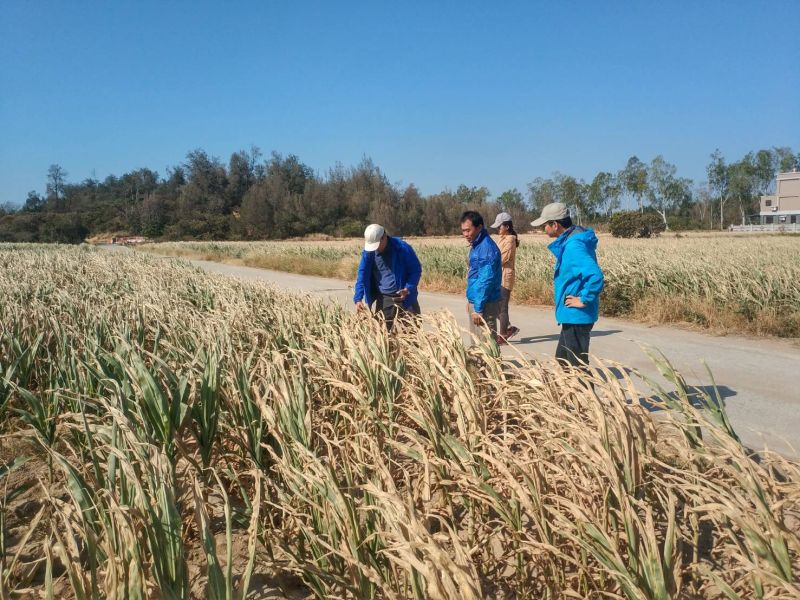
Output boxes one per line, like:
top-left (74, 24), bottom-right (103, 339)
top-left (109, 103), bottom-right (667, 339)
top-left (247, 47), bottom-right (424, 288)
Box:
top-left (1, 243), bottom-right (799, 599)
top-left (138, 233), bottom-right (800, 338)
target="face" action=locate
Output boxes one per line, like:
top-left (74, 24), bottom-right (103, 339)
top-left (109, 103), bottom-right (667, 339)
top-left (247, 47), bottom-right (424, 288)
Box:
top-left (543, 221), bottom-right (559, 238)
top-left (377, 234), bottom-right (388, 253)
top-left (499, 223), bottom-right (509, 235)
top-left (461, 221), bottom-right (481, 244)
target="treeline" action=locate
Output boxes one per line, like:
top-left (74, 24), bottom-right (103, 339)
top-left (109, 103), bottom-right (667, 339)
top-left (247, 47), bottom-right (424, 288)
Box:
top-left (0, 146), bottom-right (797, 243)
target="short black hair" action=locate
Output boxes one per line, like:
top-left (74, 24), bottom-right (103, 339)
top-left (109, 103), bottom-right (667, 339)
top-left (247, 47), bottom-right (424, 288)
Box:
top-left (460, 211), bottom-right (484, 227)
top-left (555, 216), bottom-right (572, 229)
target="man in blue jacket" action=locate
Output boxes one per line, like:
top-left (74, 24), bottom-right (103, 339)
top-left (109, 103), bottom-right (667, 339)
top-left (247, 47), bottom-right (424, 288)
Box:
top-left (353, 224), bottom-right (422, 330)
top-left (461, 211), bottom-right (502, 344)
top-left (532, 202), bottom-right (604, 368)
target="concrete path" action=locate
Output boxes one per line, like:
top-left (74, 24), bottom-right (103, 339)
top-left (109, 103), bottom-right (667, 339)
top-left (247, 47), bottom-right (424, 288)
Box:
top-left (175, 257), bottom-right (799, 457)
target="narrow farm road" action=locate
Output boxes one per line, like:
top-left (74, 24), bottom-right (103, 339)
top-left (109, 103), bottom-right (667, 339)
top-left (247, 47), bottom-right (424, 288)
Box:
top-left (114, 247), bottom-right (800, 457)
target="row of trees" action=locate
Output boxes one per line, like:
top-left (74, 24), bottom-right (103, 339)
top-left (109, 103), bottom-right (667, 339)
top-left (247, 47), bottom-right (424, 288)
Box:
top-left (1, 146), bottom-right (797, 243)
top-left (527, 147), bottom-right (798, 230)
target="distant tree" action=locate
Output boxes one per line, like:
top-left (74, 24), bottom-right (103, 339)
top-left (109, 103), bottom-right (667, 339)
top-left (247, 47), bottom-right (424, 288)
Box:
top-left (139, 193), bottom-right (167, 237)
top-left (46, 164), bottom-right (68, 210)
top-left (620, 156), bottom-right (648, 213)
top-left (496, 188), bottom-right (525, 212)
top-left (753, 149), bottom-right (777, 195)
top-left (647, 156), bottom-right (692, 228)
top-left (692, 184), bottom-right (714, 229)
top-left (554, 173), bottom-right (588, 224)
top-left (183, 149), bottom-right (228, 214)
top-left (453, 184), bottom-right (490, 207)
top-left (268, 152), bottom-right (314, 196)
top-left (226, 147), bottom-right (261, 208)
top-left (774, 146), bottom-right (798, 172)
top-left (728, 157), bottom-right (757, 226)
top-left (588, 171), bottom-right (621, 217)
top-left (527, 177), bottom-right (559, 212)
top-left (38, 213), bottom-right (88, 244)
top-left (495, 188), bottom-right (529, 231)
top-left (395, 184), bottom-right (424, 236)
top-left (707, 149), bottom-right (729, 230)
top-left (22, 190), bottom-right (45, 213)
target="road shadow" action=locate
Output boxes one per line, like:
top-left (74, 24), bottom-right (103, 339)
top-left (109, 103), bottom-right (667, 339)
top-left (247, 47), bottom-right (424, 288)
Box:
top-left (501, 349), bottom-right (737, 416)
top-left (513, 329), bottom-right (623, 346)
top-left (595, 367), bottom-right (738, 413)
top-left (638, 385), bottom-right (737, 413)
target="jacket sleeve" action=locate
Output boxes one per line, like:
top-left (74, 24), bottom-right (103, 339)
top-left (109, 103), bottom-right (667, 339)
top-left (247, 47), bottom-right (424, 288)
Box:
top-left (353, 251), bottom-right (370, 303)
top-left (572, 245), bottom-right (604, 304)
top-left (472, 261), bottom-right (494, 313)
top-left (402, 244), bottom-right (422, 294)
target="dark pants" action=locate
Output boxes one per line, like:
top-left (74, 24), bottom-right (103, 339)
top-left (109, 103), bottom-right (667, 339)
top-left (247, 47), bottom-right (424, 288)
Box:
top-left (498, 287), bottom-right (512, 335)
top-left (376, 293), bottom-right (420, 331)
top-left (467, 300), bottom-right (500, 345)
top-left (555, 323), bottom-right (593, 368)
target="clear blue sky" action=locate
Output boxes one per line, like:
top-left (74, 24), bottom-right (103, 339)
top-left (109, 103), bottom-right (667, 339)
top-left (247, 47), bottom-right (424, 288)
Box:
top-left (1, 1), bottom-right (798, 205)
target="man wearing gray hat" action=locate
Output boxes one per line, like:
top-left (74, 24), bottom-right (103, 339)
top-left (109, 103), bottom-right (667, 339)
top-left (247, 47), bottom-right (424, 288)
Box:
top-left (532, 203), bottom-right (604, 369)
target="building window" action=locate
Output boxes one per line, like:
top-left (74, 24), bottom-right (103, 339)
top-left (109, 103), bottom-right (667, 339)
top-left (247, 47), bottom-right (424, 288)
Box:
top-left (766, 199), bottom-right (772, 206)
top-left (792, 215), bottom-right (797, 224)
top-left (780, 216), bottom-right (787, 222)
top-left (766, 216), bottom-right (773, 224)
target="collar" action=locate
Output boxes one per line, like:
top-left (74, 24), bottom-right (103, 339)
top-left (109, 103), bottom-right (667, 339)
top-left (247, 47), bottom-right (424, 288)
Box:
top-left (471, 227), bottom-right (487, 248)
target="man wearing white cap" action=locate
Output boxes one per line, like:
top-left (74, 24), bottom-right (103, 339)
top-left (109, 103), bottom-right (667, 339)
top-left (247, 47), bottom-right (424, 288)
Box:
top-left (353, 224), bottom-right (422, 330)
top-left (531, 203), bottom-right (604, 369)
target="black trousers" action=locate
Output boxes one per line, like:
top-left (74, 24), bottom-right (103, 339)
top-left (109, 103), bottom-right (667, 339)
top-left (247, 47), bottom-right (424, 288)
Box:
top-left (555, 323), bottom-right (593, 368)
top-left (375, 294), bottom-right (421, 331)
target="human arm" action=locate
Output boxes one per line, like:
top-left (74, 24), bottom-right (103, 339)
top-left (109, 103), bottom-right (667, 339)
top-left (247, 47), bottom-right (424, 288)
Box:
top-left (401, 244), bottom-right (422, 298)
top-left (471, 260), bottom-right (495, 314)
top-left (353, 251), bottom-right (371, 307)
top-left (570, 244), bottom-right (604, 305)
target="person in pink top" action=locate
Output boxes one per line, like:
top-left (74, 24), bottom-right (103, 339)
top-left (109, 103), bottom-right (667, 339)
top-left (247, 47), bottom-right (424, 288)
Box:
top-left (489, 212), bottom-right (520, 345)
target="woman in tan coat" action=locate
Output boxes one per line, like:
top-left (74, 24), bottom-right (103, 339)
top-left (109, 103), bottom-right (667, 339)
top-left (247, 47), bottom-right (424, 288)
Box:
top-left (490, 212), bottom-right (520, 344)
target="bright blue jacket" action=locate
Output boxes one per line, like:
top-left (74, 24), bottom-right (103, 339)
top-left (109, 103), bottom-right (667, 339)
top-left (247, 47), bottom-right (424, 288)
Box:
top-left (466, 228), bottom-right (502, 313)
top-left (353, 236), bottom-right (422, 309)
top-left (548, 226), bottom-right (604, 325)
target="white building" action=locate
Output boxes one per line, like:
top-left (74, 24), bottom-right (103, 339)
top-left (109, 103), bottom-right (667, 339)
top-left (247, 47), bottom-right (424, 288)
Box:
top-left (760, 171), bottom-right (800, 225)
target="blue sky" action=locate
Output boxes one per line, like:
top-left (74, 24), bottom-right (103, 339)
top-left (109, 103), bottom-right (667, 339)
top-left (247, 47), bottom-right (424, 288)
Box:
top-left (1, 1), bottom-right (798, 205)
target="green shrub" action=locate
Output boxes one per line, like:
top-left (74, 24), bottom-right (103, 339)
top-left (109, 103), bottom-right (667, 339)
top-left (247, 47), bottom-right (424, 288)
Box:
top-left (609, 211), bottom-right (666, 238)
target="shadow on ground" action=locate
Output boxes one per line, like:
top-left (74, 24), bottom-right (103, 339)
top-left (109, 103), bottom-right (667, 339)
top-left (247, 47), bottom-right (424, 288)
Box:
top-left (596, 366), bottom-right (738, 413)
top-left (514, 329), bottom-right (623, 346)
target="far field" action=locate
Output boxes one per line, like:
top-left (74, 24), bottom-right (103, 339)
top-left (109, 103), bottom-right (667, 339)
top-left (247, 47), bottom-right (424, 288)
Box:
top-left (140, 233), bottom-right (800, 338)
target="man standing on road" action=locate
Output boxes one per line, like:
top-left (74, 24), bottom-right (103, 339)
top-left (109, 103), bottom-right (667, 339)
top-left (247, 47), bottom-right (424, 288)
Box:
top-left (532, 203), bottom-right (604, 369)
top-left (353, 224), bottom-right (422, 331)
top-left (461, 211), bottom-right (502, 345)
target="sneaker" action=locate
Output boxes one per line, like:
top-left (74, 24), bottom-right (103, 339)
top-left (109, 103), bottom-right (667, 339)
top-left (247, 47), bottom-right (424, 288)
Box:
top-left (505, 326), bottom-right (520, 340)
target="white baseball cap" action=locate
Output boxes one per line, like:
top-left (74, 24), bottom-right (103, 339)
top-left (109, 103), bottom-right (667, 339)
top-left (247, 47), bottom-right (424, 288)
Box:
top-left (490, 212), bottom-right (512, 228)
top-left (363, 224), bottom-right (385, 251)
top-left (531, 202), bottom-right (569, 227)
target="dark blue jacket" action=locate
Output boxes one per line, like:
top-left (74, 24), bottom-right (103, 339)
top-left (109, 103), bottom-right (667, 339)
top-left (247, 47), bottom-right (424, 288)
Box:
top-left (548, 226), bottom-right (604, 324)
top-left (466, 228), bottom-right (502, 313)
top-left (353, 236), bottom-right (422, 309)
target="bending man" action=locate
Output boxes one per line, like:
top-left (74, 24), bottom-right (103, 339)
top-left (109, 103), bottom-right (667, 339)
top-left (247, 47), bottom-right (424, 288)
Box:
top-left (353, 224), bottom-right (422, 330)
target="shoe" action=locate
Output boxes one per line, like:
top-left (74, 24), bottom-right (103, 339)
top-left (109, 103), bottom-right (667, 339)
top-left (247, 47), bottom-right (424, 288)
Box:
top-left (505, 326), bottom-right (520, 340)
top-left (495, 335), bottom-right (508, 346)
